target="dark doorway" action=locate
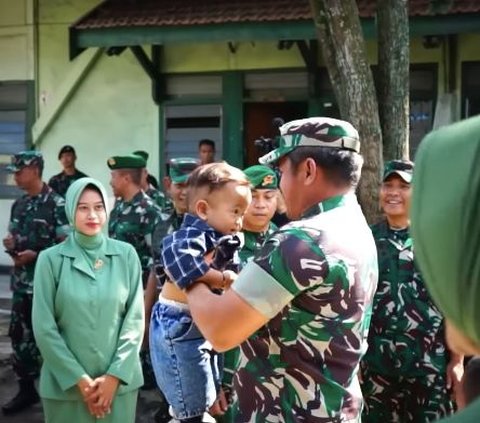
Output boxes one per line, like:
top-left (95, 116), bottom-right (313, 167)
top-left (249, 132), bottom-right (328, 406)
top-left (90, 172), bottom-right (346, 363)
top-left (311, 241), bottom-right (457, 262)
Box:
top-left (244, 102), bottom-right (308, 167)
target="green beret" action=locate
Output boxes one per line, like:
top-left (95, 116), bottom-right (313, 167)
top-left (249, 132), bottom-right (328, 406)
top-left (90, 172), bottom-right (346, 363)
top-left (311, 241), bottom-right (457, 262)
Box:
top-left (7, 150), bottom-right (44, 173)
top-left (107, 154), bottom-right (146, 170)
top-left (133, 150), bottom-right (149, 162)
top-left (411, 115), bottom-right (480, 347)
top-left (168, 157), bottom-right (199, 183)
top-left (259, 117), bottom-right (360, 164)
top-left (244, 165), bottom-right (278, 189)
top-left (383, 159), bottom-right (414, 183)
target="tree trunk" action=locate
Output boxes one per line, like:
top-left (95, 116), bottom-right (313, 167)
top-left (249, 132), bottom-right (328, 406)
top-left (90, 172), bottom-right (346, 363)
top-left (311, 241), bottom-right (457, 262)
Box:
top-left (378, 0), bottom-right (410, 160)
top-left (309, 0), bottom-right (383, 223)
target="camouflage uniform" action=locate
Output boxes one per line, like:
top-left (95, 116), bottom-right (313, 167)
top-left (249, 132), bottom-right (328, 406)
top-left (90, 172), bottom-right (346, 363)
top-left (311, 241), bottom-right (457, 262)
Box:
top-left (8, 183), bottom-right (69, 379)
top-left (361, 221), bottom-right (453, 422)
top-left (145, 186), bottom-right (173, 212)
top-left (238, 224), bottom-right (277, 268)
top-left (231, 194), bottom-right (378, 422)
top-left (48, 169), bottom-right (88, 197)
top-left (222, 223), bottom-right (277, 421)
top-left (108, 191), bottom-right (162, 286)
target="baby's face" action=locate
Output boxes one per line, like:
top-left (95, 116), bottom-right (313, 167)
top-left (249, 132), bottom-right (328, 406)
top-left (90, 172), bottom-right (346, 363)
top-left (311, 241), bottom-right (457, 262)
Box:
top-left (205, 182), bottom-right (252, 234)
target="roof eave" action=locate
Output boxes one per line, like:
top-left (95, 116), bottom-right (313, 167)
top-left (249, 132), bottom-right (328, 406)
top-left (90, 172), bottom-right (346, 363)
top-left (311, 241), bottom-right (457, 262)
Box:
top-left (69, 13), bottom-right (480, 60)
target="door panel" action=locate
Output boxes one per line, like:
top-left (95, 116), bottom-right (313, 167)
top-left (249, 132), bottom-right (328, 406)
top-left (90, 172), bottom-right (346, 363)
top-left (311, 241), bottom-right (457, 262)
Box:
top-left (244, 102), bottom-right (308, 167)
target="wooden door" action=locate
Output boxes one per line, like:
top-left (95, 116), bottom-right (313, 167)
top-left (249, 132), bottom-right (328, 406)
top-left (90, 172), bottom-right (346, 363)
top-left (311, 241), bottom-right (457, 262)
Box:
top-left (244, 102), bottom-right (308, 167)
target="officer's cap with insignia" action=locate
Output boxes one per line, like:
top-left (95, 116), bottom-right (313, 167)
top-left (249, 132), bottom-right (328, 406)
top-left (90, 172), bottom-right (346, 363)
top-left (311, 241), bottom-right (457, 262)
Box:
top-left (259, 117), bottom-right (360, 165)
top-left (244, 165), bottom-right (278, 190)
top-left (133, 150), bottom-right (149, 163)
top-left (168, 158), bottom-right (199, 184)
top-left (383, 159), bottom-right (414, 184)
top-left (107, 154), bottom-right (146, 170)
top-left (6, 150), bottom-right (44, 173)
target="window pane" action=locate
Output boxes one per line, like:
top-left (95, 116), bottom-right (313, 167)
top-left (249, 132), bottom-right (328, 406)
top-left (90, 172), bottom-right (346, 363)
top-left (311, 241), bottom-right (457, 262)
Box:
top-left (164, 105), bottom-right (222, 161)
top-left (0, 83), bottom-right (27, 109)
top-left (0, 82), bottom-right (29, 196)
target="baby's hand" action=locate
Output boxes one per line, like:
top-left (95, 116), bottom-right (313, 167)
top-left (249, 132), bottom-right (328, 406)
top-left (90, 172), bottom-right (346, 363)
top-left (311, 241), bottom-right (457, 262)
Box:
top-left (222, 270), bottom-right (237, 289)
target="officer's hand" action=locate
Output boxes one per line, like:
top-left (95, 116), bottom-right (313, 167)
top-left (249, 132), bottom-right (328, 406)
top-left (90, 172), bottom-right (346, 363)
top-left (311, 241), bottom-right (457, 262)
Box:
top-left (208, 388), bottom-right (228, 416)
top-left (3, 233), bottom-right (14, 250)
top-left (14, 249), bottom-right (37, 266)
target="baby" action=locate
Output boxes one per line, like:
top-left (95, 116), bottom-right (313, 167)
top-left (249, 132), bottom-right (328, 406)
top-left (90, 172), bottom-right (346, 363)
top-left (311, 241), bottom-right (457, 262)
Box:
top-left (149, 162), bottom-right (251, 423)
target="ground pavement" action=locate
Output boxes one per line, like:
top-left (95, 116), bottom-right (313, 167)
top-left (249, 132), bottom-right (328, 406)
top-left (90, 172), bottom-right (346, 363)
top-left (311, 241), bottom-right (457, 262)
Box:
top-left (0, 272), bottom-right (170, 423)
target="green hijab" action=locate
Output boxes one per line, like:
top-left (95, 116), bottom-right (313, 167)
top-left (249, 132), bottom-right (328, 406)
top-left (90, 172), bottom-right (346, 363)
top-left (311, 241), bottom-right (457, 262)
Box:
top-left (65, 177), bottom-right (109, 253)
top-left (411, 115), bottom-right (480, 347)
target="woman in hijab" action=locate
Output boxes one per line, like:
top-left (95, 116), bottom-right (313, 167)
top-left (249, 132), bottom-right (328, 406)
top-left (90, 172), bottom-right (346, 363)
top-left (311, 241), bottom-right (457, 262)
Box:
top-left (32, 177), bottom-right (144, 422)
top-left (411, 115), bottom-right (480, 422)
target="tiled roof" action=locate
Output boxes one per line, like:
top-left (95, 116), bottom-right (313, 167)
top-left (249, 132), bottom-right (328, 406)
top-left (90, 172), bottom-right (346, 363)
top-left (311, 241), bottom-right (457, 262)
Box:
top-left (74, 0), bottom-right (480, 30)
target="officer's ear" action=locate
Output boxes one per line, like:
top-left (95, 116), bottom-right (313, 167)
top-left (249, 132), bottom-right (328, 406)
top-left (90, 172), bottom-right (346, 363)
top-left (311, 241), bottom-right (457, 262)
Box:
top-left (304, 158), bottom-right (318, 186)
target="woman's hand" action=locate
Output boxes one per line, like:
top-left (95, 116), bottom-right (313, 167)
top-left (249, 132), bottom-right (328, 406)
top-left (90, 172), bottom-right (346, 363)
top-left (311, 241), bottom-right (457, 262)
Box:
top-left (77, 376), bottom-right (108, 418)
top-left (77, 375), bottom-right (96, 401)
top-left (90, 374), bottom-right (120, 412)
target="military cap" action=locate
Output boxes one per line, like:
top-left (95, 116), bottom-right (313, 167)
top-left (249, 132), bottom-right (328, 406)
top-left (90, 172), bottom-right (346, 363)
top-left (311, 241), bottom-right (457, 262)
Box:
top-left (58, 145), bottom-right (76, 159)
top-left (6, 150), bottom-right (44, 173)
top-left (383, 159), bottom-right (414, 183)
top-left (168, 158), bottom-right (199, 183)
top-left (244, 165), bottom-right (278, 190)
top-left (259, 117), bottom-right (360, 165)
top-left (133, 150), bottom-right (149, 162)
top-left (107, 154), bottom-right (146, 169)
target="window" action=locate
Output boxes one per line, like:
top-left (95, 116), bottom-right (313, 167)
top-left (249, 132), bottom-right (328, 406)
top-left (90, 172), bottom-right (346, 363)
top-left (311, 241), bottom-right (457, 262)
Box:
top-left (462, 62), bottom-right (480, 118)
top-left (163, 104), bottom-right (223, 161)
top-left (409, 64), bottom-right (437, 158)
top-left (0, 81), bottom-right (33, 197)
top-left (317, 64), bottom-right (437, 158)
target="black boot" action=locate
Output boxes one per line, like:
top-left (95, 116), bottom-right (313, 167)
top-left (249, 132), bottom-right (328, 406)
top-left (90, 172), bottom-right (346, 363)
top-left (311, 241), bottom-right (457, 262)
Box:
top-left (2, 379), bottom-right (40, 415)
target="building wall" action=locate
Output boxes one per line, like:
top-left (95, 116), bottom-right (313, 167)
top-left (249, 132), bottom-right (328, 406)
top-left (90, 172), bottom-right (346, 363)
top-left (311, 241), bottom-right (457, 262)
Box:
top-left (35, 0), bottom-right (159, 197)
top-left (0, 0), bottom-right (33, 266)
top-left (2, 0), bottom-right (480, 269)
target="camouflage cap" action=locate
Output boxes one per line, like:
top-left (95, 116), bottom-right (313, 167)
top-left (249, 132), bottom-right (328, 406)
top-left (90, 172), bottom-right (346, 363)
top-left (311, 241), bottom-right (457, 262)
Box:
top-left (383, 159), bottom-right (414, 183)
top-left (133, 150), bottom-right (149, 163)
top-left (107, 154), bottom-right (146, 170)
top-left (6, 150), bottom-right (44, 173)
top-left (244, 165), bottom-right (278, 190)
top-left (58, 145), bottom-right (76, 159)
top-left (259, 117), bottom-right (360, 164)
top-left (168, 157), bottom-right (199, 183)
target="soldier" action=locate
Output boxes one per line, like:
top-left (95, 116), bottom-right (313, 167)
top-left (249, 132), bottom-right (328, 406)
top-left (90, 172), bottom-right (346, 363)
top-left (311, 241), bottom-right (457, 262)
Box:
top-left (2, 151), bottom-right (70, 415)
top-left (107, 154), bottom-right (162, 287)
top-left (198, 139), bottom-right (216, 165)
top-left (360, 160), bottom-right (462, 422)
top-left (48, 145), bottom-right (88, 197)
top-left (132, 150), bottom-right (172, 211)
top-left (184, 117), bottom-right (378, 422)
top-left (143, 157), bottom-right (198, 423)
top-left (237, 165), bottom-right (278, 268)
